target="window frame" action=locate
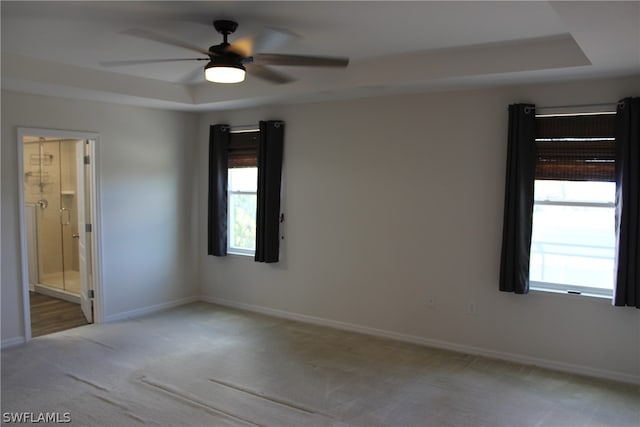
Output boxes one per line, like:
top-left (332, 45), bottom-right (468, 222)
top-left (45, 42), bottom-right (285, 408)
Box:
top-left (529, 112), bottom-right (616, 298)
top-left (226, 128), bottom-right (260, 257)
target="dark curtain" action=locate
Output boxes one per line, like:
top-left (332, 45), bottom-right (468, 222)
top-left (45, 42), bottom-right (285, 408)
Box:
top-left (614, 97), bottom-right (640, 308)
top-left (208, 124), bottom-right (230, 256)
top-left (255, 121), bottom-right (284, 263)
top-left (499, 104), bottom-right (536, 294)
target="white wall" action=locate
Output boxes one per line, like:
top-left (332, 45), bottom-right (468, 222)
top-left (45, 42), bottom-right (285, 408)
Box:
top-left (2, 76), bottom-right (638, 383)
top-left (196, 76), bottom-right (640, 383)
top-left (1, 91), bottom-right (199, 342)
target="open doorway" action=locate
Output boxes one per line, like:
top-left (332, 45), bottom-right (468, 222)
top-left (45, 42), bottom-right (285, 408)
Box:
top-left (18, 128), bottom-right (102, 339)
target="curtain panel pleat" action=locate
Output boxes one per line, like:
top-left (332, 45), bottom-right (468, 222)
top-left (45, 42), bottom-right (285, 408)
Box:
top-left (614, 97), bottom-right (640, 308)
top-left (255, 121), bottom-right (284, 263)
top-left (208, 124), bottom-right (230, 256)
top-left (500, 104), bottom-right (536, 294)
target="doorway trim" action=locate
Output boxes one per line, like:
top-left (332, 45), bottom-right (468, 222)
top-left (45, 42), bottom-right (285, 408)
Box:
top-left (17, 127), bottom-right (104, 341)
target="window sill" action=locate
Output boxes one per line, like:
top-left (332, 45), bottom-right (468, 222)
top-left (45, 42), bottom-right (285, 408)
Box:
top-left (227, 251), bottom-right (254, 259)
top-left (529, 283), bottom-right (612, 300)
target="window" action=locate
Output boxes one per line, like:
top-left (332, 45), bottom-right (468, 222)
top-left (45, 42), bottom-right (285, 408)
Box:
top-left (529, 113), bottom-right (616, 297)
top-left (208, 121), bottom-right (284, 262)
top-left (227, 130), bottom-right (259, 256)
top-left (228, 167), bottom-right (257, 255)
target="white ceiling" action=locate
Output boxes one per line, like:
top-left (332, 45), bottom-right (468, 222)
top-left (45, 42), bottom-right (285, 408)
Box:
top-left (2, 1), bottom-right (639, 111)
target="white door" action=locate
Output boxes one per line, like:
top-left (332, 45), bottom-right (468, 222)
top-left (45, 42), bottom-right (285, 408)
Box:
top-left (76, 140), bottom-right (92, 323)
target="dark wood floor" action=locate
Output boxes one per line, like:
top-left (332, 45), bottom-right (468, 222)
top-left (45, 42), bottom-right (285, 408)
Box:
top-left (29, 291), bottom-right (89, 337)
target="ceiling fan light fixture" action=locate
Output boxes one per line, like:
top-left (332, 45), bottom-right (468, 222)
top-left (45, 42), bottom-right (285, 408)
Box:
top-left (204, 60), bottom-right (246, 83)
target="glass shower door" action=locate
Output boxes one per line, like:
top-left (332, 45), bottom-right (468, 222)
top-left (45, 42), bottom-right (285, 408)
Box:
top-left (60, 140), bottom-right (80, 295)
top-left (24, 138), bottom-right (81, 296)
top-left (38, 141), bottom-right (65, 289)
top-left (25, 140), bottom-right (65, 290)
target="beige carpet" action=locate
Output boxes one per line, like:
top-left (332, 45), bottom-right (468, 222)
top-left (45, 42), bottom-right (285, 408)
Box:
top-left (2, 302), bottom-right (639, 426)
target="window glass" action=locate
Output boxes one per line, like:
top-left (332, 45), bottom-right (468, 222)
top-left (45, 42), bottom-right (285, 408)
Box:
top-left (530, 180), bottom-right (615, 295)
top-left (229, 167), bottom-right (258, 192)
top-left (534, 180), bottom-right (614, 204)
top-left (228, 167), bottom-right (257, 255)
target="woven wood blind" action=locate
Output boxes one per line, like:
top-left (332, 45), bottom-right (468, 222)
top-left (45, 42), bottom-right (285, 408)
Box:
top-left (535, 114), bottom-right (616, 181)
top-left (228, 131), bottom-right (259, 168)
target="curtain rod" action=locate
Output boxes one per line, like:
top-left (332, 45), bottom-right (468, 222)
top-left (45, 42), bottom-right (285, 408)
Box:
top-left (524, 101), bottom-right (623, 115)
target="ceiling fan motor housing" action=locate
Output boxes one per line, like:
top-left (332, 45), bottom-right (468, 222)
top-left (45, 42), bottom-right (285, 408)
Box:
top-left (210, 20), bottom-right (243, 64)
top-left (214, 20), bottom-right (238, 38)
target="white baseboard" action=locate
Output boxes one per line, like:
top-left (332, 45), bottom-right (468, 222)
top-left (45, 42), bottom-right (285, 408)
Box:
top-left (105, 295), bottom-right (200, 323)
top-left (203, 295), bottom-right (640, 385)
top-left (2, 336), bottom-right (26, 349)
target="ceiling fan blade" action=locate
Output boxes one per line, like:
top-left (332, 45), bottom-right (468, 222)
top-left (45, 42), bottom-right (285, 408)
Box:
top-left (245, 64), bottom-right (296, 84)
top-left (227, 36), bottom-right (253, 58)
top-left (255, 27), bottom-right (299, 54)
top-left (122, 28), bottom-right (215, 57)
top-left (228, 27), bottom-right (299, 58)
top-left (100, 58), bottom-right (206, 67)
top-left (252, 53), bottom-right (349, 67)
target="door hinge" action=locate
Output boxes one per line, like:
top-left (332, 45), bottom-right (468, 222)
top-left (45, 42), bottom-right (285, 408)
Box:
top-left (87, 290), bottom-right (94, 299)
top-left (84, 155), bottom-right (91, 165)
top-left (85, 223), bottom-right (92, 233)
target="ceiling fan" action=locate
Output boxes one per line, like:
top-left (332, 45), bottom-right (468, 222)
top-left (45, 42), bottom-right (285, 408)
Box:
top-left (101, 20), bottom-right (349, 84)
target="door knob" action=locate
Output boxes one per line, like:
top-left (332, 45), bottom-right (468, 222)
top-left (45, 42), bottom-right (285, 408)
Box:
top-left (72, 234), bottom-right (80, 239)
